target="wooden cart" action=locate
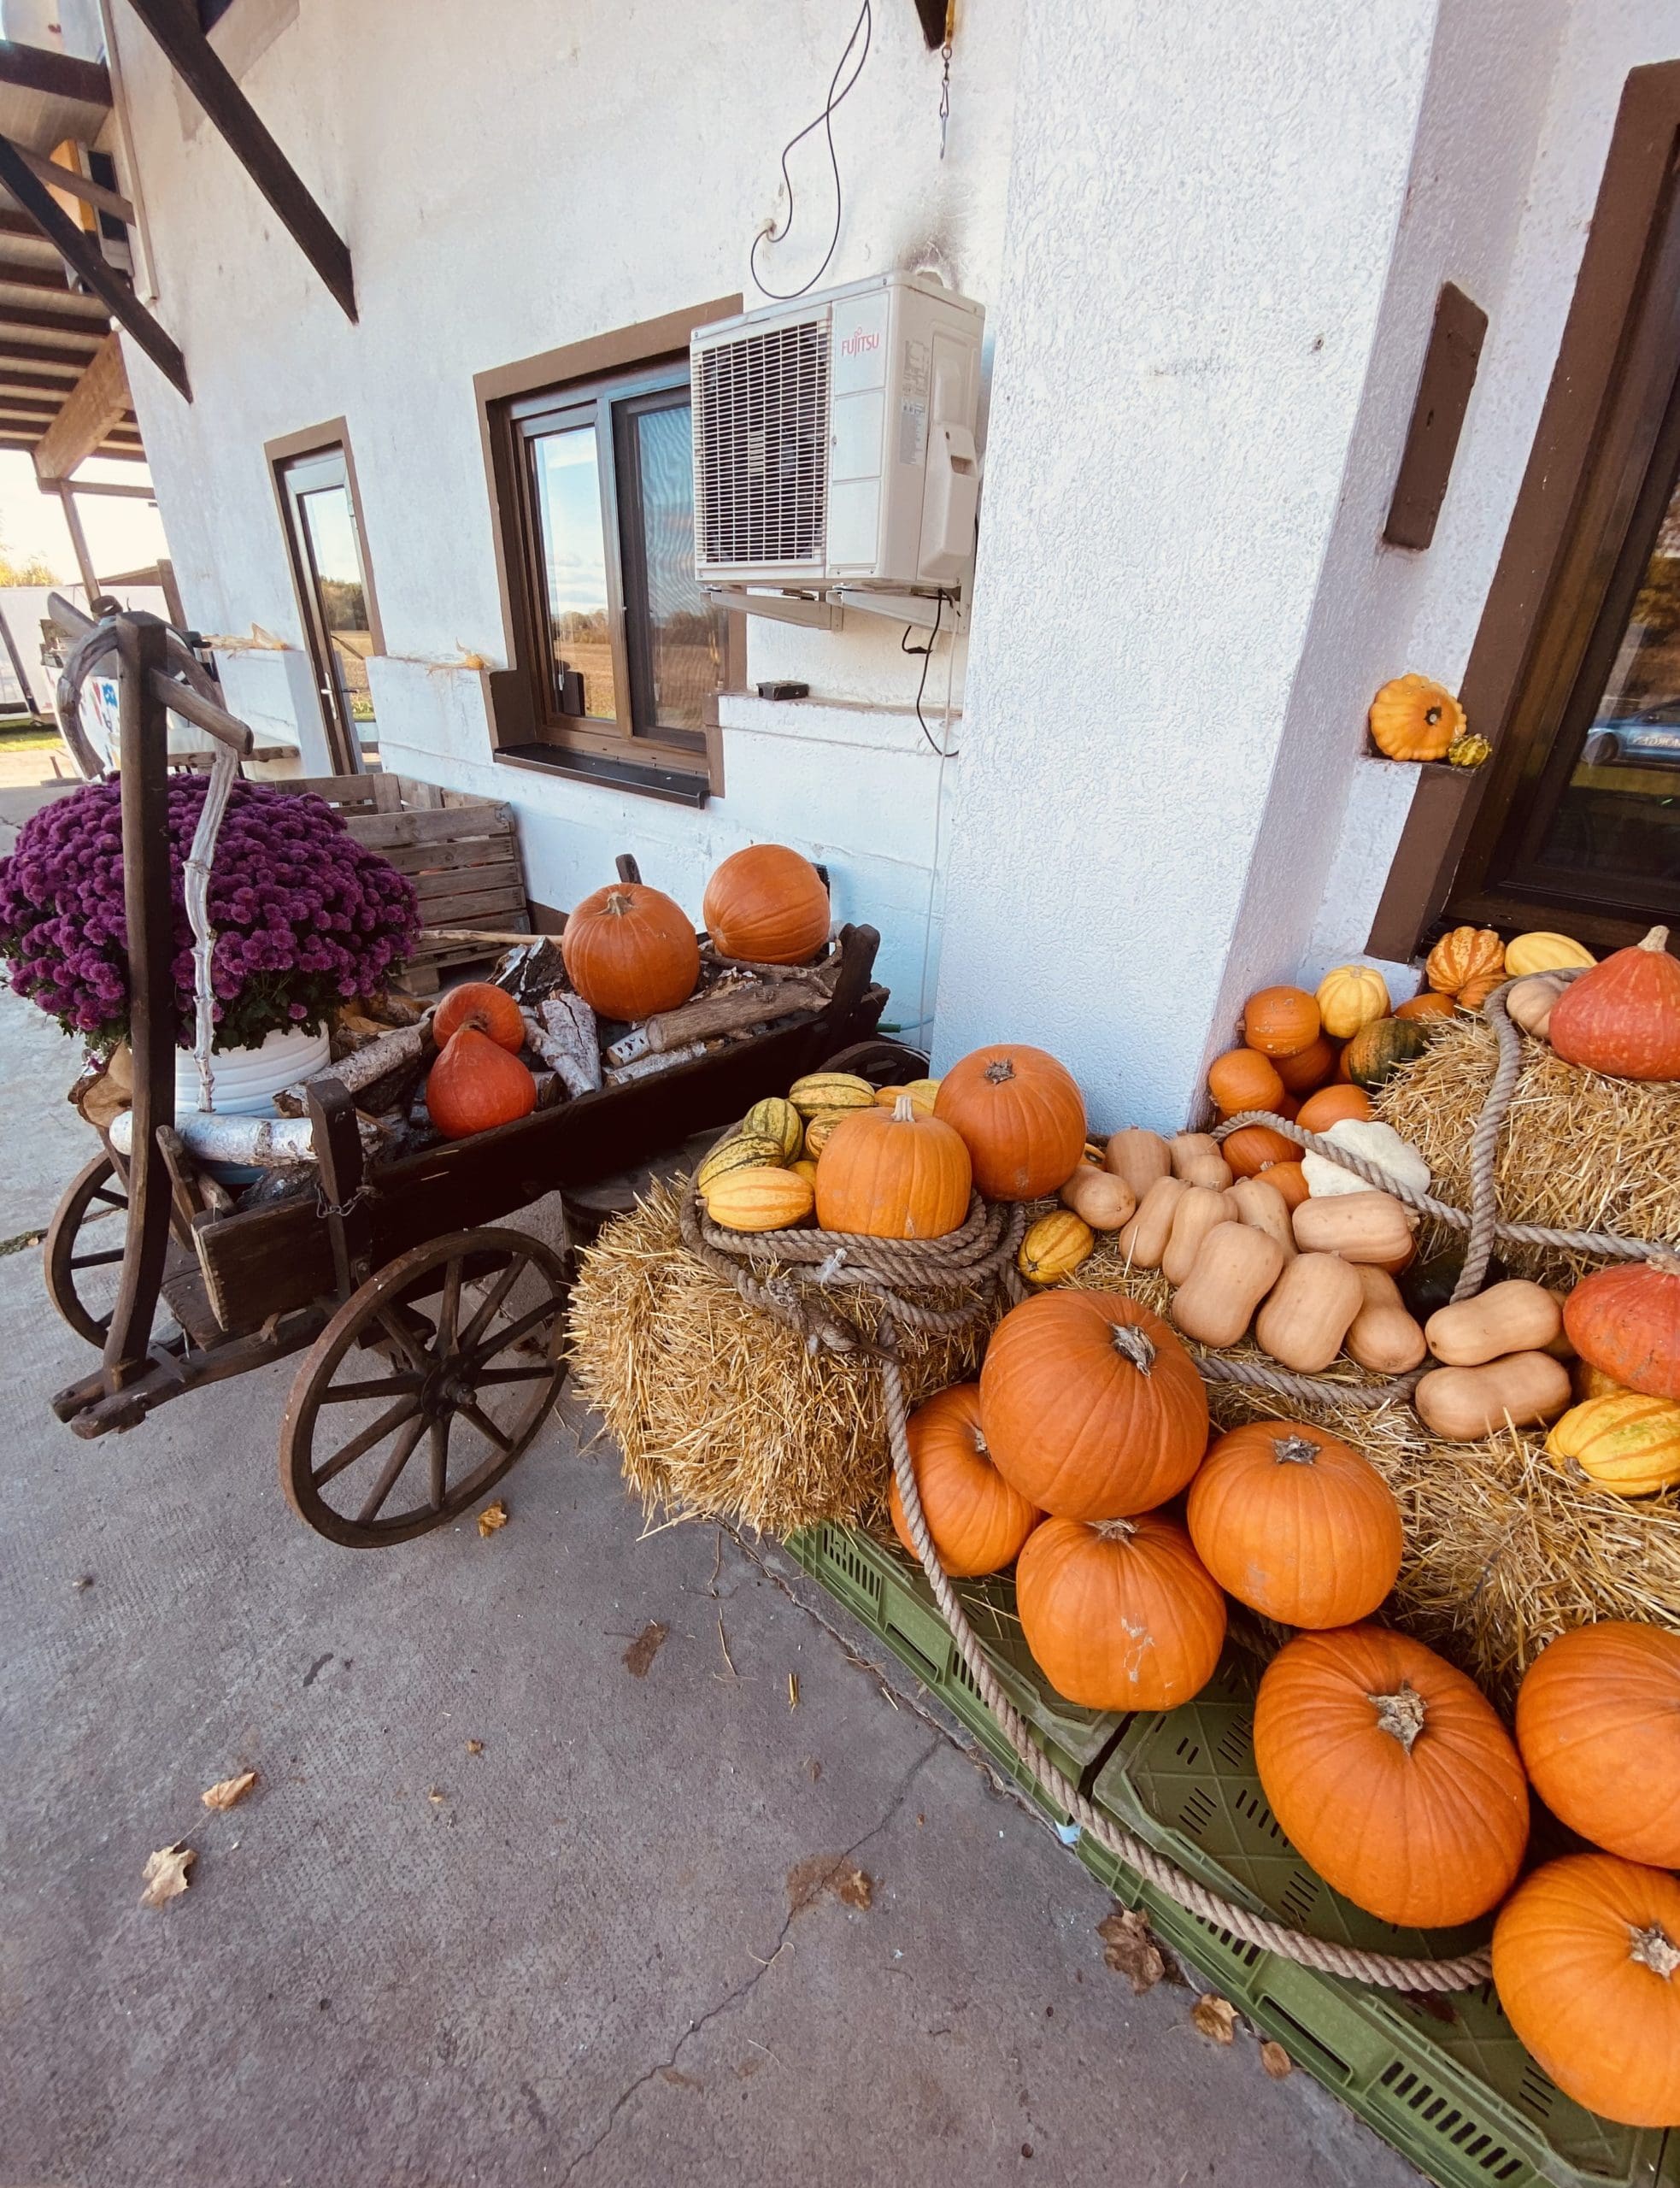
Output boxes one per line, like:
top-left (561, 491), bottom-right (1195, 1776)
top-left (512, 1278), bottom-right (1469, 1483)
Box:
top-left (42, 612), bottom-right (890, 1547)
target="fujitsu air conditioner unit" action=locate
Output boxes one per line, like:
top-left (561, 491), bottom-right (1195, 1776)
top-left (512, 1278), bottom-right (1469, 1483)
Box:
top-left (691, 271), bottom-right (984, 595)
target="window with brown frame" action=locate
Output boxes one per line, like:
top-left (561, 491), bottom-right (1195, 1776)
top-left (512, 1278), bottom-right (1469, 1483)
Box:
top-left (479, 306), bottom-right (742, 806)
top-left (1371, 63), bottom-right (1680, 957)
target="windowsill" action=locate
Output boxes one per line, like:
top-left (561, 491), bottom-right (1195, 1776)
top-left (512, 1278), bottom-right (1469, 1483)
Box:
top-left (493, 742), bottom-right (711, 808)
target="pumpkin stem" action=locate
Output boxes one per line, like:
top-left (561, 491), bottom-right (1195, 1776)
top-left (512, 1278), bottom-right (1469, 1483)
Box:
top-left (1110, 1324), bottom-right (1157, 1377)
top-left (984, 1058), bottom-right (1017, 1085)
top-left (891, 1092), bottom-right (917, 1124)
top-left (1366, 1681), bottom-right (1427, 1755)
top-left (1424, 705), bottom-right (1442, 726)
top-left (1636, 926), bottom-right (1671, 954)
top-left (1092, 1518), bottom-right (1137, 1543)
top-left (1630, 1924), bottom-right (1680, 1980)
top-left (603, 890), bottom-right (636, 918)
top-left (971, 1425), bottom-right (990, 1457)
top-left (1272, 1434), bottom-right (1321, 1466)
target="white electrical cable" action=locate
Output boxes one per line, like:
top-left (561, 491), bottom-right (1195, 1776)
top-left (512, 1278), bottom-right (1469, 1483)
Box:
top-left (909, 624), bottom-right (960, 1048)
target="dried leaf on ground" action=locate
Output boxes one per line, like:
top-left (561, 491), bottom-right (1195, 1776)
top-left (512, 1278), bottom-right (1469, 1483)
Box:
top-left (139, 1844), bottom-right (195, 1907)
top-left (835, 1865), bottom-right (872, 1909)
top-left (466, 1739), bottom-right (484, 1756)
top-left (201, 1770), bottom-right (257, 1811)
top-left (477, 1501), bottom-right (508, 1538)
top-left (622, 1621), bottom-right (668, 1677)
top-left (1260, 2040), bottom-right (1293, 2079)
top-left (1190, 1992), bottom-right (1239, 2044)
top-left (1098, 1908), bottom-right (1166, 1995)
top-left (785, 1852), bottom-right (873, 1914)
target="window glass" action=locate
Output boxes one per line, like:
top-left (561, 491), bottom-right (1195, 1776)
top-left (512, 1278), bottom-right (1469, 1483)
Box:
top-left (297, 481), bottom-right (376, 745)
top-left (630, 400), bottom-right (723, 734)
top-left (530, 423), bottom-right (615, 721)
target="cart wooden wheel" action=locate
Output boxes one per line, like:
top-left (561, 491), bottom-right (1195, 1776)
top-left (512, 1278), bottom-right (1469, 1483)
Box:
top-left (44, 1150), bottom-right (133, 1346)
top-left (280, 1226), bottom-right (571, 1549)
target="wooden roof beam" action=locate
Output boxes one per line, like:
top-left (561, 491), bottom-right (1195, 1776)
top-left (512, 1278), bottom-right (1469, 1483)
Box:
top-left (0, 40), bottom-right (110, 109)
top-left (34, 331), bottom-right (131, 479)
top-left (15, 149), bottom-right (133, 224)
top-left (0, 135), bottom-right (188, 397)
top-left (0, 299), bottom-right (110, 338)
top-left (125, 0), bottom-right (355, 322)
top-left (0, 338), bottom-right (103, 369)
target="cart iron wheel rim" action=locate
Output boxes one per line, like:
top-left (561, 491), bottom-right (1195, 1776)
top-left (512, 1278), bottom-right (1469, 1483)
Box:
top-left (280, 1226), bottom-right (571, 1548)
top-left (44, 1150), bottom-right (135, 1348)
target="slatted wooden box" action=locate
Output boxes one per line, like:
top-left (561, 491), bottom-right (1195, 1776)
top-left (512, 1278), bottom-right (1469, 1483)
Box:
top-left (290, 772), bottom-right (532, 992)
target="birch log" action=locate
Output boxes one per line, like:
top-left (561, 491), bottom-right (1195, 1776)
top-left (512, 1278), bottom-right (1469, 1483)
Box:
top-left (527, 993), bottom-right (601, 1097)
top-left (272, 1025), bottom-right (428, 1115)
top-left (109, 1107), bottom-right (381, 1169)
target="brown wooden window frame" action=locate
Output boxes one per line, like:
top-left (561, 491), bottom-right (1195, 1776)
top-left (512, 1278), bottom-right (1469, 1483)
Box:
top-left (1370, 61), bottom-right (1680, 959)
top-left (264, 416), bottom-right (385, 779)
top-left (475, 298), bottom-right (743, 809)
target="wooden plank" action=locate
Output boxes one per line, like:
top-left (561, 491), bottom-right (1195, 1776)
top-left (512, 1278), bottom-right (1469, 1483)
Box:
top-left (1384, 283), bottom-right (1489, 551)
top-left (0, 260), bottom-right (79, 296)
top-left (0, 338), bottom-right (100, 368)
top-left (195, 1197), bottom-right (333, 1326)
top-left (0, 364), bottom-right (90, 393)
top-left (380, 834), bottom-right (524, 879)
top-left (410, 856), bottom-right (523, 899)
top-left (124, 0), bottom-right (355, 323)
top-left (0, 39), bottom-right (110, 106)
top-left (345, 804), bottom-right (514, 851)
top-left (0, 137), bottom-right (189, 398)
top-left (16, 148), bottom-right (132, 222)
top-left (408, 879), bottom-right (528, 927)
top-left (0, 301), bottom-right (107, 338)
top-left (289, 771), bottom-right (383, 807)
top-left (33, 331), bottom-right (129, 482)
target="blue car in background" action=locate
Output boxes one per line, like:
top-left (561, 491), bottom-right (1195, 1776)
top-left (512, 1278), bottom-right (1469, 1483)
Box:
top-left (1582, 705), bottom-right (1680, 768)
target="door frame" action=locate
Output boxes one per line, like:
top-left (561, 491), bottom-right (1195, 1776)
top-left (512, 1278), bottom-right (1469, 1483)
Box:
top-left (266, 417), bottom-right (384, 775)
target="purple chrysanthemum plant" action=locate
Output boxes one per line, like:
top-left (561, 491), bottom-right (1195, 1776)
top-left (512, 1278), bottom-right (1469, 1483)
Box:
top-left (0, 776), bottom-right (421, 1053)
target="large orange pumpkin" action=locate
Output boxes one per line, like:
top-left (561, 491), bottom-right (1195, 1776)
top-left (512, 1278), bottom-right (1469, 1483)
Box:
top-left (702, 844), bottom-right (831, 965)
top-left (432, 980), bottom-right (526, 1054)
top-left (1493, 1854), bottom-right (1680, 2127)
top-left (1242, 987), bottom-right (1321, 1058)
top-left (934, 1044), bottom-right (1086, 1202)
top-left (978, 1291), bottom-right (1209, 1520)
top-left (426, 1026), bottom-right (537, 1140)
top-left (1207, 1049), bottom-right (1285, 1118)
top-left (1516, 1622), bottom-right (1680, 1866)
top-left (1548, 926), bottom-right (1680, 1080)
top-left (561, 883), bottom-right (699, 1020)
top-left (1564, 1261), bottom-right (1680, 1401)
top-left (1254, 1625), bottom-right (1529, 1928)
top-left (889, 1382), bottom-right (1040, 1577)
top-left (814, 1091), bottom-right (971, 1238)
top-left (1014, 1512), bottom-right (1226, 1711)
top-left (1184, 1422), bottom-right (1402, 1629)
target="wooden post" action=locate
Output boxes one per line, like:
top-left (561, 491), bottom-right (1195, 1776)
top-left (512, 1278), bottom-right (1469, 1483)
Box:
top-left (305, 1078), bottom-right (372, 1301)
top-left (103, 614), bottom-right (177, 1390)
top-left (56, 483), bottom-right (98, 596)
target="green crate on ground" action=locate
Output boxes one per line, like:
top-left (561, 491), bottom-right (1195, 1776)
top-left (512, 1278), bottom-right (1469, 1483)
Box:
top-left (784, 1522), bottom-right (1121, 1811)
top-left (1082, 1646), bottom-right (1678, 2188)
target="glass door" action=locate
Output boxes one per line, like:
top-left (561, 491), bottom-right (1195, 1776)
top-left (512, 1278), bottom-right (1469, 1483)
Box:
top-left (279, 446), bottom-right (379, 774)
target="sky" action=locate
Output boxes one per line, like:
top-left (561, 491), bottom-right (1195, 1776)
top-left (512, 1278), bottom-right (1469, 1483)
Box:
top-left (0, 449), bottom-right (169, 586)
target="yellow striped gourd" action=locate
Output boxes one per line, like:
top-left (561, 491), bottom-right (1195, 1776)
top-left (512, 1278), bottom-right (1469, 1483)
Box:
top-left (788, 1071), bottom-right (876, 1120)
top-left (1548, 1393), bottom-right (1680, 1498)
top-left (703, 1166), bottom-right (815, 1233)
top-left (696, 1132), bottom-right (784, 1194)
top-left (1017, 1209), bottom-right (1096, 1287)
top-left (742, 1096), bottom-right (804, 1161)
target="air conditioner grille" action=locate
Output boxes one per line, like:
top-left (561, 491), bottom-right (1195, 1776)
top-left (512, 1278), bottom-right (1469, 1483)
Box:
top-left (695, 319), bottom-right (829, 568)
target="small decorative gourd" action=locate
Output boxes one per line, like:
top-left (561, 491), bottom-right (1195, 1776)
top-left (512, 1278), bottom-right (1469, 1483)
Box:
top-left (432, 980), bottom-right (526, 1054)
top-left (1220, 1124), bottom-right (1297, 1179)
top-left (1346, 1266), bottom-right (1427, 1374)
top-left (1254, 1251), bottom-right (1365, 1373)
top-left (1446, 732), bottom-right (1491, 768)
top-left (1104, 1126), bottom-right (1173, 1199)
top-left (1294, 1085), bottom-right (1372, 1133)
top-left (1241, 986), bottom-right (1321, 1058)
top-left (1426, 926), bottom-right (1506, 1001)
top-left (1413, 1353), bottom-right (1573, 1439)
top-left (1116, 1176), bottom-right (1190, 1269)
top-left (788, 1071), bottom-right (876, 1119)
top-left (742, 1096), bottom-right (805, 1161)
top-left (1229, 1176), bottom-right (1295, 1262)
top-left (1018, 1209), bottom-right (1096, 1286)
top-left (1425, 1279), bottom-right (1562, 1367)
top-left (1291, 1190), bottom-right (1418, 1266)
top-left (1315, 964), bottom-right (1391, 1039)
top-left (1506, 932), bottom-right (1595, 979)
top-left (1301, 1118), bottom-right (1430, 1202)
top-left (703, 1164), bottom-right (816, 1232)
top-left (695, 1132), bottom-right (785, 1193)
top-left (1169, 1222), bottom-right (1285, 1348)
top-left (1368, 673), bottom-right (1465, 763)
top-left (1058, 1164), bottom-right (1136, 1230)
top-left (1207, 1048), bottom-right (1285, 1117)
top-left (873, 1077), bottom-right (941, 1116)
top-left (1342, 1016), bottom-right (1431, 1089)
top-left (1547, 1393), bottom-right (1680, 1497)
top-left (1160, 1186), bottom-right (1238, 1287)
top-left (1506, 972), bottom-right (1569, 1039)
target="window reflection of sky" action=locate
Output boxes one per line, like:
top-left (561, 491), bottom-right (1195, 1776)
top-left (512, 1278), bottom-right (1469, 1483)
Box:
top-left (534, 427), bottom-right (608, 615)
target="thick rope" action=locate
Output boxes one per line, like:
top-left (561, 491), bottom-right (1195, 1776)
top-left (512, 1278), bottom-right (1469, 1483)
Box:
top-left (688, 1177), bottom-right (1492, 1991)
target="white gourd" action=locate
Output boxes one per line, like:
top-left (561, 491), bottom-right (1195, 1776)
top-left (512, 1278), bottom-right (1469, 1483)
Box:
top-left (1301, 1117), bottom-right (1431, 1202)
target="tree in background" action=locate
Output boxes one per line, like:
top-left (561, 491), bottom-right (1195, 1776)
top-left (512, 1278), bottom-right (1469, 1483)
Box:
top-left (0, 530), bottom-right (57, 586)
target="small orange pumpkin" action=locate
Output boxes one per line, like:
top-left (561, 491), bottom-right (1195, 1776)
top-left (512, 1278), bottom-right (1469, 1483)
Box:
top-left (1295, 1085), bottom-right (1372, 1134)
top-left (1272, 1034), bottom-right (1337, 1093)
top-left (426, 1026), bottom-right (537, 1140)
top-left (815, 1091), bottom-right (972, 1239)
top-left (561, 882), bottom-right (699, 1020)
top-left (1425, 926), bottom-right (1506, 999)
top-left (1014, 1511), bottom-right (1226, 1711)
top-left (1395, 990), bottom-right (1457, 1025)
top-left (1242, 987), bottom-right (1321, 1058)
top-left (889, 1382), bottom-right (1040, 1577)
top-left (1221, 1123), bottom-right (1300, 1177)
top-left (1207, 1048), bottom-right (1285, 1118)
top-left (934, 1044), bottom-right (1086, 1202)
top-left (432, 980), bottom-right (526, 1054)
top-left (702, 844), bottom-right (831, 965)
top-left (1262, 1162), bottom-right (1311, 1211)
top-left (1368, 673), bottom-right (1465, 762)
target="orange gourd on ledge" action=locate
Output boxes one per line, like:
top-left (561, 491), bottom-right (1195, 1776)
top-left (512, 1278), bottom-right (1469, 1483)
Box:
top-left (432, 980), bottom-right (526, 1054)
top-left (561, 882), bottom-right (699, 1020)
top-left (427, 1026), bottom-right (537, 1140)
top-left (702, 843), bottom-right (831, 965)
top-left (1548, 926), bottom-right (1680, 1081)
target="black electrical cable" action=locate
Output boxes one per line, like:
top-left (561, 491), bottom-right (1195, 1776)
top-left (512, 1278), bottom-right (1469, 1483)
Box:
top-left (902, 591), bottom-right (957, 758)
top-left (749, 0), bottom-right (872, 303)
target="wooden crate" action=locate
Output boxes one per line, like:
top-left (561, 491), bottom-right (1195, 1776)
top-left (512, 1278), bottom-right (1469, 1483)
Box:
top-left (291, 772), bottom-right (533, 993)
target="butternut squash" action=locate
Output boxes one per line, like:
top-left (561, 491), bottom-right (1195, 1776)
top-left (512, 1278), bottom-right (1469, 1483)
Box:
top-left (1230, 1176), bottom-right (1295, 1263)
top-left (1161, 1187), bottom-right (1240, 1287)
top-left (1172, 1224), bottom-right (1286, 1348)
top-left (1181, 1155), bottom-right (1237, 1191)
top-left (1414, 1353), bottom-right (1574, 1440)
top-left (1059, 1165), bottom-right (1137, 1231)
top-left (1118, 1176), bottom-right (1190, 1270)
top-left (1105, 1127), bottom-right (1173, 1199)
top-left (1542, 1286), bottom-right (1577, 1361)
top-left (1255, 1253), bottom-right (1366, 1373)
top-left (1424, 1279), bottom-right (1563, 1368)
top-left (1347, 1265), bottom-right (1428, 1374)
top-left (1170, 1133), bottom-right (1233, 1190)
top-left (1291, 1190), bottom-right (1419, 1266)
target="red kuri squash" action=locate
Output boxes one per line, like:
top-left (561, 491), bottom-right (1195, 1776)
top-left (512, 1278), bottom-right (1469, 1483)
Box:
top-left (1516, 1622), bottom-right (1680, 1867)
top-left (432, 980), bottom-right (526, 1054)
top-left (1564, 1261), bottom-right (1680, 1401)
top-left (426, 1026), bottom-right (537, 1140)
top-left (934, 1044), bottom-right (1086, 1201)
top-left (1014, 1511), bottom-right (1226, 1711)
top-left (889, 1382), bottom-right (1040, 1577)
top-left (978, 1291), bottom-right (1209, 1520)
top-left (1548, 926), bottom-right (1680, 1080)
top-left (561, 883), bottom-right (699, 1020)
top-left (702, 844), bottom-right (831, 965)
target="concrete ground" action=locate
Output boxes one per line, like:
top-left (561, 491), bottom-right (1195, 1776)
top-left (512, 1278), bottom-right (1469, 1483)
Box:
top-left (0, 873), bottom-right (1421, 2185)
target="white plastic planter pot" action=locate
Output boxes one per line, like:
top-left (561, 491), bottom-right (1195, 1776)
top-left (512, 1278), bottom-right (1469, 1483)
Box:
top-left (173, 1022), bottom-right (330, 1119)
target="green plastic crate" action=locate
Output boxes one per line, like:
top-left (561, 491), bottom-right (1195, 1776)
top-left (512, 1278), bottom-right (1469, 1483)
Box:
top-left (784, 1521), bottom-right (1121, 1815)
top-left (1083, 1648), bottom-right (1679, 2188)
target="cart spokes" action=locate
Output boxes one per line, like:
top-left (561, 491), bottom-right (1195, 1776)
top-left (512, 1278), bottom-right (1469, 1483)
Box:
top-left (280, 1226), bottom-right (571, 1548)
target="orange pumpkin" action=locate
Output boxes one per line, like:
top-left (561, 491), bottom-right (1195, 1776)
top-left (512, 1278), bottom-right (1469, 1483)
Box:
top-left (1185, 1422), bottom-right (1402, 1629)
top-left (1564, 1261), bottom-right (1680, 1401)
top-left (432, 980), bottom-right (526, 1054)
top-left (1260, 1162), bottom-right (1310, 1211)
top-left (561, 883), bottom-right (699, 1020)
top-left (978, 1290), bottom-right (1209, 1521)
top-left (1273, 1034), bottom-right (1338, 1093)
top-left (1242, 987), bottom-right (1321, 1058)
top-left (814, 1091), bottom-right (972, 1238)
top-left (1395, 990), bottom-right (1457, 1025)
top-left (1207, 1048), bottom-right (1285, 1118)
top-left (889, 1382), bottom-right (1040, 1577)
top-left (702, 844), bottom-right (831, 965)
top-left (1548, 926), bottom-right (1680, 1081)
top-left (1014, 1512), bottom-right (1226, 1711)
top-left (1221, 1123), bottom-right (1300, 1177)
top-left (1253, 1624), bottom-right (1529, 1928)
top-left (934, 1044), bottom-right (1086, 1202)
top-left (1295, 1085), bottom-right (1372, 1134)
top-left (426, 1026), bottom-right (537, 1140)
top-left (1493, 1854), bottom-right (1680, 2127)
top-left (1516, 1622), bottom-right (1680, 1867)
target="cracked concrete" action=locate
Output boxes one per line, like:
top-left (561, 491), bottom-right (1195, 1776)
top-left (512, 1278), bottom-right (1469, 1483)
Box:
top-left (0, 975), bottom-right (1420, 2186)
